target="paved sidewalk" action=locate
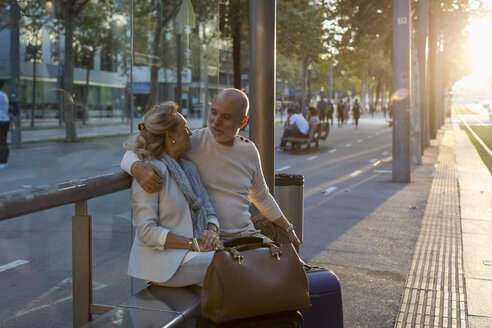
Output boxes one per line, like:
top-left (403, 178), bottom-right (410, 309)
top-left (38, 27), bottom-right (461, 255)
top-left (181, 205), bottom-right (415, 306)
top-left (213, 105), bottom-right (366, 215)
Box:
top-left (395, 120), bottom-right (492, 328)
top-left (453, 119), bottom-right (492, 328)
top-left (7, 117), bottom-right (206, 143)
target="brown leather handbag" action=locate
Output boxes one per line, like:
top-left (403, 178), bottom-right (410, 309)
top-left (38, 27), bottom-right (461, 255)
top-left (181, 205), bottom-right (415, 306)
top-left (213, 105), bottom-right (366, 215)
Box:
top-left (201, 242), bottom-right (311, 323)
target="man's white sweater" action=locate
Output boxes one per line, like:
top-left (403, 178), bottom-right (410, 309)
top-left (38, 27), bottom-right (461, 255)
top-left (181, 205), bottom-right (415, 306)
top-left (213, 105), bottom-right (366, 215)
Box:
top-left (121, 128), bottom-right (284, 235)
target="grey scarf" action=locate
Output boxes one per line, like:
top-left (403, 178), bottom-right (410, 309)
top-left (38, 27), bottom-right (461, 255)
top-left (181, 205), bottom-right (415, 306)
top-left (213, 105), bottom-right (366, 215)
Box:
top-left (161, 153), bottom-right (207, 238)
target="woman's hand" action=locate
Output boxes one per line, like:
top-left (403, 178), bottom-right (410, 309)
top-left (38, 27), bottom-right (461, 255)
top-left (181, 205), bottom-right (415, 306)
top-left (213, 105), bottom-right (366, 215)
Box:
top-left (198, 229), bottom-right (221, 251)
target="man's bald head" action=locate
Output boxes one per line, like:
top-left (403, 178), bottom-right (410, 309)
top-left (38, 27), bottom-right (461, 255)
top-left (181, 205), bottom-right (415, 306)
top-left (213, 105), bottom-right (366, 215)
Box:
top-left (208, 88), bottom-right (249, 146)
top-left (214, 88), bottom-right (249, 118)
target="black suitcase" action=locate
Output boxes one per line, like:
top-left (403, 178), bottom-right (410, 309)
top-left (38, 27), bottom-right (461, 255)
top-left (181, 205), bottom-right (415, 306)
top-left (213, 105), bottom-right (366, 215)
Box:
top-left (197, 310), bottom-right (303, 327)
top-left (301, 267), bottom-right (343, 327)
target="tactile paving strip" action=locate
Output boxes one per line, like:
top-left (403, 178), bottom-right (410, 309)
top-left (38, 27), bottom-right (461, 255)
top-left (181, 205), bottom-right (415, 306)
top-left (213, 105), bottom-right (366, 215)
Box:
top-left (395, 131), bottom-right (466, 328)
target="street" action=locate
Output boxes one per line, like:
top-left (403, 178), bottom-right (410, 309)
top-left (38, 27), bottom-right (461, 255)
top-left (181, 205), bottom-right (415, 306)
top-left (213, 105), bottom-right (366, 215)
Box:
top-left (0, 114), bottom-right (434, 327)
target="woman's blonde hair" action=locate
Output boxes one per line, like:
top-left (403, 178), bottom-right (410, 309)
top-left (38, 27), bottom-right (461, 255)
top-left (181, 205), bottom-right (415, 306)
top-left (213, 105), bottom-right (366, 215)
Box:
top-left (124, 101), bottom-right (180, 161)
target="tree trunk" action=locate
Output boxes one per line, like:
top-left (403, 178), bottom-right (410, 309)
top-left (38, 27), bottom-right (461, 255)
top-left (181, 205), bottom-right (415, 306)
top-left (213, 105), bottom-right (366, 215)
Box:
top-left (9, 0), bottom-right (21, 148)
top-left (30, 53), bottom-right (37, 127)
top-left (301, 58), bottom-right (308, 106)
top-left (64, 6), bottom-right (77, 142)
top-left (411, 25), bottom-right (422, 165)
top-left (231, 0), bottom-right (241, 89)
top-left (83, 53), bottom-right (92, 125)
top-left (176, 32), bottom-right (183, 109)
top-left (375, 77), bottom-right (382, 108)
top-left (149, 1), bottom-right (163, 107)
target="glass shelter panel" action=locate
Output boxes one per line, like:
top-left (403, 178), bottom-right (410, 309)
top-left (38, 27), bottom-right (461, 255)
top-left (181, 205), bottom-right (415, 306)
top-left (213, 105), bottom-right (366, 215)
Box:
top-left (0, 0), bottom-right (221, 327)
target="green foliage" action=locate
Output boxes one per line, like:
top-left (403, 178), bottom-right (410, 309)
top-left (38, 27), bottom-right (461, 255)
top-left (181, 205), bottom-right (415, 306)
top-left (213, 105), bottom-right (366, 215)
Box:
top-left (329, 0), bottom-right (392, 93)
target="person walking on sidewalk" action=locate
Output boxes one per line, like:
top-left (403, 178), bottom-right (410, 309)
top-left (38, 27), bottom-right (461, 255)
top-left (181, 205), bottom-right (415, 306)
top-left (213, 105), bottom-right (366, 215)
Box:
top-left (0, 81), bottom-right (10, 169)
top-left (369, 102), bottom-right (376, 118)
top-left (337, 99), bottom-right (345, 126)
top-left (327, 99), bottom-right (334, 126)
top-left (352, 99), bottom-right (361, 129)
top-left (317, 98), bottom-right (327, 122)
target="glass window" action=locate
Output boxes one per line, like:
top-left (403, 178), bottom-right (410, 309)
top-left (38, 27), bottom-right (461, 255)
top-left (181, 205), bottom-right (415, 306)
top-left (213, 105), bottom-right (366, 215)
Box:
top-left (0, 1), bottom-right (222, 326)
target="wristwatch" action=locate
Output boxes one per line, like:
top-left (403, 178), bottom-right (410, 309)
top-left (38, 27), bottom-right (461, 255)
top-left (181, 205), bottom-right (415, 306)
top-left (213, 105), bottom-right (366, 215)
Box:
top-left (285, 223), bottom-right (294, 233)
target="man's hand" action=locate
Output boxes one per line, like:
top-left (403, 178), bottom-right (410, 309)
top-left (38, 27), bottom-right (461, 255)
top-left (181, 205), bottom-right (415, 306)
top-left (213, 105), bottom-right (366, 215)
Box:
top-left (288, 230), bottom-right (301, 253)
top-left (198, 229), bottom-right (220, 251)
top-left (130, 161), bottom-right (162, 193)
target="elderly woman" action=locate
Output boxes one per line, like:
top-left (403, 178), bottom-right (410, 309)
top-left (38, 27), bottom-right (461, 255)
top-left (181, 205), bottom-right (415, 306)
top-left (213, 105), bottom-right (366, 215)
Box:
top-left (124, 102), bottom-right (220, 287)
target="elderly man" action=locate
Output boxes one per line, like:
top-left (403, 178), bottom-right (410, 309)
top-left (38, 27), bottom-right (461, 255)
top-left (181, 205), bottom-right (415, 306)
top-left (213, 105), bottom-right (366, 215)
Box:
top-left (121, 88), bottom-right (300, 251)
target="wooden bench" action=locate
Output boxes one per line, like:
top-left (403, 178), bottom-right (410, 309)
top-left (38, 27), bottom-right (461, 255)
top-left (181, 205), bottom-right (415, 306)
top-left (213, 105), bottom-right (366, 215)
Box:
top-left (283, 122), bottom-right (321, 151)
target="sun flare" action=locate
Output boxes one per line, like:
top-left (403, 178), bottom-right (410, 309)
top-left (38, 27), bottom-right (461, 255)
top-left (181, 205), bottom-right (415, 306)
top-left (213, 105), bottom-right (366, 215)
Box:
top-left (454, 6), bottom-right (492, 94)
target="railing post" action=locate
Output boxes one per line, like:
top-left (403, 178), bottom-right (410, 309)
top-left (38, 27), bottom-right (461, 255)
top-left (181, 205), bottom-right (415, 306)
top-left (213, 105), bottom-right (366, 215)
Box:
top-left (72, 200), bottom-right (92, 328)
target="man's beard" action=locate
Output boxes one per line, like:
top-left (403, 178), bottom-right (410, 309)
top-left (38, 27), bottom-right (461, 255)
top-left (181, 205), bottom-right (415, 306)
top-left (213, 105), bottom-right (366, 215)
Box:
top-left (208, 123), bottom-right (240, 143)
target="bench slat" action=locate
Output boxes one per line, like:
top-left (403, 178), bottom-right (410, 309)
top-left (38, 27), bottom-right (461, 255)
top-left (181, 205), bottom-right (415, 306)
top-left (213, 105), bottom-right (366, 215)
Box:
top-left (84, 285), bottom-right (201, 328)
top-left (119, 285), bottom-right (201, 317)
top-left (83, 306), bottom-right (183, 328)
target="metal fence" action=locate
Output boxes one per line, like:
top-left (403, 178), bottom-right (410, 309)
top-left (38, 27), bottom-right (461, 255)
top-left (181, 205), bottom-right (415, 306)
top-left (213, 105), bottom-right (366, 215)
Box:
top-left (0, 171), bottom-right (131, 328)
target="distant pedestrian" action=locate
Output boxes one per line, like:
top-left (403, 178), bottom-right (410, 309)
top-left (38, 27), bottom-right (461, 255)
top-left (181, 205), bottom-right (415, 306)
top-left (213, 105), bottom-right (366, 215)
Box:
top-left (317, 98), bottom-right (327, 122)
top-left (382, 106), bottom-right (387, 118)
top-left (308, 107), bottom-right (320, 124)
top-left (369, 102), bottom-right (376, 118)
top-left (388, 101), bottom-right (394, 119)
top-left (0, 80), bottom-right (10, 169)
top-left (352, 99), bottom-right (361, 129)
top-left (327, 99), bottom-right (334, 126)
top-left (337, 99), bottom-right (345, 126)
top-left (344, 99), bottom-right (350, 123)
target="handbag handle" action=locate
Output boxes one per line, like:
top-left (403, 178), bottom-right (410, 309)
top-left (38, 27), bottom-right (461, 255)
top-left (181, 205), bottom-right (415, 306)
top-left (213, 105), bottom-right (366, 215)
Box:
top-left (223, 242), bottom-right (283, 264)
top-left (222, 236), bottom-right (264, 248)
top-left (233, 242), bottom-right (281, 252)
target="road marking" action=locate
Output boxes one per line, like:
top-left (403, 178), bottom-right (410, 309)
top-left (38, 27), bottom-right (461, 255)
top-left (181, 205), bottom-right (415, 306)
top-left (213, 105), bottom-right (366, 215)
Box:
top-left (0, 259), bottom-right (29, 273)
top-left (345, 144), bottom-right (352, 147)
top-left (350, 170), bottom-right (362, 177)
top-left (307, 156), bottom-right (318, 161)
top-left (369, 159), bottom-right (378, 163)
top-left (382, 151), bottom-right (389, 155)
top-left (276, 166), bottom-right (291, 172)
top-left (329, 149), bottom-right (337, 153)
top-left (372, 160), bottom-right (381, 166)
top-left (14, 278), bottom-right (108, 318)
top-left (111, 161), bottom-right (120, 166)
top-left (358, 139), bottom-right (363, 143)
top-left (374, 169), bottom-right (392, 174)
top-left (367, 136), bottom-right (372, 139)
top-left (321, 186), bottom-right (337, 195)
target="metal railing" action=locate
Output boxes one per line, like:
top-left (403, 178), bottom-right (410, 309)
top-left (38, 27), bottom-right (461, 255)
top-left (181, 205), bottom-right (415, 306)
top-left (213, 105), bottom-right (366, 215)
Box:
top-left (0, 170), bottom-right (131, 328)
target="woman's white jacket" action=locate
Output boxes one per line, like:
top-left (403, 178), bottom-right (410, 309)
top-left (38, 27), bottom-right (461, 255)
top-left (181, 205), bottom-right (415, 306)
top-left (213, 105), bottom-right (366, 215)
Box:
top-left (127, 158), bottom-right (219, 283)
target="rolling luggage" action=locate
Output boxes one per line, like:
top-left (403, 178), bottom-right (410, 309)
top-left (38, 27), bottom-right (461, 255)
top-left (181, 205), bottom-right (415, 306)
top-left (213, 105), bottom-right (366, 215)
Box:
top-left (301, 267), bottom-right (344, 328)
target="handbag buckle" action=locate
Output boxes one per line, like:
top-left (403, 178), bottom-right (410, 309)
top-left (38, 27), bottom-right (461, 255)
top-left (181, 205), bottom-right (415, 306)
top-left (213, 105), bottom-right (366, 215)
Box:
top-left (234, 255), bottom-right (244, 264)
top-left (272, 250), bottom-right (282, 260)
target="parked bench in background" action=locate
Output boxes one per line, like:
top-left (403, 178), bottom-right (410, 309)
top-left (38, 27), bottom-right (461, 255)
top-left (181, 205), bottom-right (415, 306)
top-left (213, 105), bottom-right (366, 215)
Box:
top-left (283, 122), bottom-right (321, 152)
